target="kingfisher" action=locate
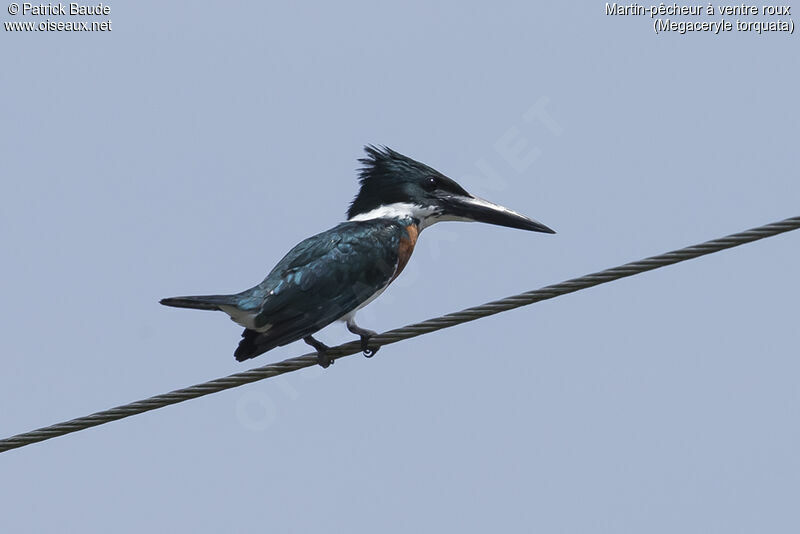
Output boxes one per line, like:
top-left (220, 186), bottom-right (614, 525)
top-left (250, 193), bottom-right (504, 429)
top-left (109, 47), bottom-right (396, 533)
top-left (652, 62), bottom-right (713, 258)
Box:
top-left (160, 146), bottom-right (554, 367)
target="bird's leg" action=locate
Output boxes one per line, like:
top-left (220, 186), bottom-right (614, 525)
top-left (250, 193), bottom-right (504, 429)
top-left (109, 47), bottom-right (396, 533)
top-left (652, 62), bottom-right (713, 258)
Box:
top-left (304, 335), bottom-right (333, 368)
top-left (346, 318), bottom-right (379, 358)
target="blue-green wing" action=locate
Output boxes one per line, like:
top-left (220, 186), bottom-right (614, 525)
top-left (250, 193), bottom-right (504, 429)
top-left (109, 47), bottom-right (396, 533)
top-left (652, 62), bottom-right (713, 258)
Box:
top-left (232, 220), bottom-right (404, 360)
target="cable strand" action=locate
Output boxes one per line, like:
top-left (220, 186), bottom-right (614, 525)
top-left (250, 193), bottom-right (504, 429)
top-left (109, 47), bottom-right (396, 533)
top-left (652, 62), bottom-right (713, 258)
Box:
top-left (0, 216), bottom-right (797, 453)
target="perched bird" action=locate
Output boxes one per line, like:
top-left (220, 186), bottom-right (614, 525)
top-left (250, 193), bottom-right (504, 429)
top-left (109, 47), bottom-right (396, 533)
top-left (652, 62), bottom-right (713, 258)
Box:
top-left (161, 146), bottom-right (554, 367)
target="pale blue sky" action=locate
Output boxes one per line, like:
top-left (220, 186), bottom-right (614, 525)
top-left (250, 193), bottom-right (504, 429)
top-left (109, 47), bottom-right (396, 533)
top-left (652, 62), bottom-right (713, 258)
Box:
top-left (1, 2), bottom-right (798, 532)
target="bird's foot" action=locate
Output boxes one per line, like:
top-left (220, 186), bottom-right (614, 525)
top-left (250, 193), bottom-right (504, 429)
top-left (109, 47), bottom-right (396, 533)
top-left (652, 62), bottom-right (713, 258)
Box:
top-left (359, 334), bottom-right (380, 358)
top-left (346, 321), bottom-right (380, 358)
top-left (304, 336), bottom-right (333, 368)
top-left (353, 330), bottom-right (379, 358)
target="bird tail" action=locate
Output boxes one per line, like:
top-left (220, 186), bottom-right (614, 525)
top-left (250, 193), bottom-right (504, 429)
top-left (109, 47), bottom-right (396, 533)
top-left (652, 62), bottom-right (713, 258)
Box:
top-left (159, 294), bottom-right (238, 311)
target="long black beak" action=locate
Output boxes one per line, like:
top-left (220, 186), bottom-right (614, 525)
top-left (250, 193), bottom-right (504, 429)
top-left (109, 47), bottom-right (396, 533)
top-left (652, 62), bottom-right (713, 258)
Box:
top-left (441, 194), bottom-right (555, 233)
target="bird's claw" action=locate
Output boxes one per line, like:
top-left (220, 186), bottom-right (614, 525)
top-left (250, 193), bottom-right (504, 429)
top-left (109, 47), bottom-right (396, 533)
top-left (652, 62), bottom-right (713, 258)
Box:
top-left (346, 322), bottom-right (380, 359)
top-left (317, 352), bottom-right (333, 368)
top-left (304, 336), bottom-right (334, 368)
top-left (360, 335), bottom-right (379, 358)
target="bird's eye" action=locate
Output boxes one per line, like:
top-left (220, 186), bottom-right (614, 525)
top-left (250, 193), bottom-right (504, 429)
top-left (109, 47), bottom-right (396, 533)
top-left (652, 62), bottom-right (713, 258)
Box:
top-left (424, 175), bottom-right (438, 191)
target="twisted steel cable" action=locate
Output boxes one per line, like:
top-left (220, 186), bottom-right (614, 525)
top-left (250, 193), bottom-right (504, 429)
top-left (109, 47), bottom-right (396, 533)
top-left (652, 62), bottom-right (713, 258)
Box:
top-left (1, 216), bottom-right (798, 454)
